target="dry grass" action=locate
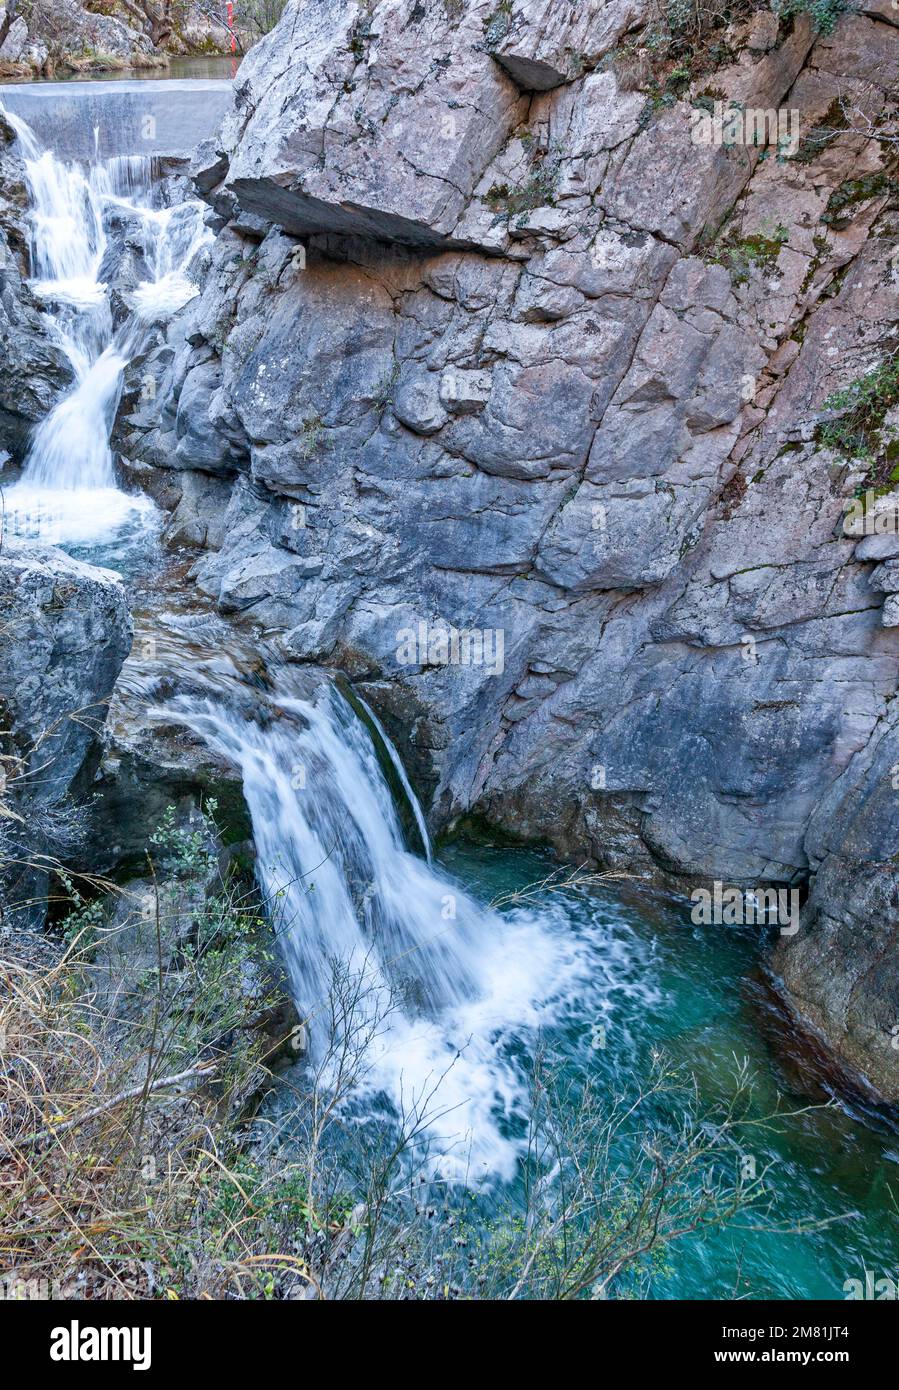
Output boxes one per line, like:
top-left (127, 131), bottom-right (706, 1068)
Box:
top-left (59, 51), bottom-right (169, 73)
top-left (0, 848), bottom-right (317, 1300)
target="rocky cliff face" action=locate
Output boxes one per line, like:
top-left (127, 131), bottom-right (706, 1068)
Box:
top-left (116, 0), bottom-right (899, 1095)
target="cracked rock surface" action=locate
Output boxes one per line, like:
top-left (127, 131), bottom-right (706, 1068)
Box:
top-left (117, 0), bottom-right (899, 1096)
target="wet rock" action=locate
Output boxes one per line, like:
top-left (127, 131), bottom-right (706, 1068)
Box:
top-left (0, 543), bottom-right (132, 925)
top-left (0, 243), bottom-right (73, 458)
top-left (174, 358), bottom-right (247, 474)
top-left (163, 469), bottom-right (232, 550)
top-left (772, 704), bottom-right (899, 1102)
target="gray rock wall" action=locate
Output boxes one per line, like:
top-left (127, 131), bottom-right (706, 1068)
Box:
top-left (117, 0), bottom-right (899, 1095)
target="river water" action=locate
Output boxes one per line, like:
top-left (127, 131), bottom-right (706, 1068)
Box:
top-left (1, 55), bottom-right (240, 84)
top-left (2, 87), bottom-right (898, 1300)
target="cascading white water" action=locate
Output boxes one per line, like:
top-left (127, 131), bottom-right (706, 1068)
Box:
top-left (165, 683), bottom-right (656, 1180)
top-left (354, 691), bottom-right (433, 864)
top-left (130, 200), bottom-right (213, 321)
top-left (172, 687), bottom-right (488, 1017)
top-left (1, 108), bottom-right (211, 549)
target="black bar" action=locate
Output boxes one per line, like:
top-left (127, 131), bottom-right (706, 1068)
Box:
top-left (0, 1296), bottom-right (892, 1374)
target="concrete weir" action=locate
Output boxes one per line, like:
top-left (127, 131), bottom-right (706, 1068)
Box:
top-left (0, 79), bottom-right (233, 161)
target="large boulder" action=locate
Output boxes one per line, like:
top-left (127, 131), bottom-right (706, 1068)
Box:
top-left (0, 543), bottom-right (132, 926)
top-left (6, 2), bottom-right (155, 67)
top-left (0, 14), bottom-right (28, 62)
top-left (194, 0), bottom-right (527, 249)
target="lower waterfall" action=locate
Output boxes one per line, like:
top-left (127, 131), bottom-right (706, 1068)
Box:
top-left (164, 682), bottom-right (627, 1181)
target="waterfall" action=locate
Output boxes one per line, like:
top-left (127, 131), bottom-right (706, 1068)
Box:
top-left (163, 682), bottom-right (617, 1180)
top-left (1, 108), bottom-right (211, 550)
top-left (354, 690), bottom-right (433, 863)
top-left (169, 686), bottom-right (485, 1017)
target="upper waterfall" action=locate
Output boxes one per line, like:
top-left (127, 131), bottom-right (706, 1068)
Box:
top-left (1, 105), bottom-right (211, 551)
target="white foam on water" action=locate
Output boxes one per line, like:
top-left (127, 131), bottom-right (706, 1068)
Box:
top-left (130, 269), bottom-right (205, 321)
top-left (2, 482), bottom-right (159, 549)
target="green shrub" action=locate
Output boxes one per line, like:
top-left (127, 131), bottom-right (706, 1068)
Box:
top-left (818, 355), bottom-right (899, 487)
top-left (708, 223), bottom-right (789, 284)
top-left (772, 0), bottom-right (853, 35)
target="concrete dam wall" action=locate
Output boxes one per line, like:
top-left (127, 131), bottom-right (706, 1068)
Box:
top-left (0, 80), bottom-right (233, 161)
